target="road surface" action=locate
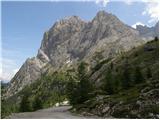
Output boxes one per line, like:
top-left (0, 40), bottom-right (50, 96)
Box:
top-left (7, 106), bottom-right (99, 119)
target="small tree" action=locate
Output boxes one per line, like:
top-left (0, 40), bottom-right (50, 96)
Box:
top-left (110, 62), bottom-right (114, 69)
top-left (154, 36), bottom-right (158, 41)
top-left (104, 69), bottom-right (114, 94)
top-left (66, 77), bottom-right (79, 106)
top-left (113, 74), bottom-right (121, 93)
top-left (77, 62), bottom-right (94, 104)
top-left (134, 66), bottom-right (144, 84)
top-left (121, 60), bottom-right (131, 89)
top-left (33, 95), bottom-right (43, 111)
top-left (19, 94), bottom-right (32, 112)
top-left (146, 67), bottom-right (152, 78)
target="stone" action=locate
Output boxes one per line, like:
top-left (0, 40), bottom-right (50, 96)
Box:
top-left (102, 106), bottom-right (110, 113)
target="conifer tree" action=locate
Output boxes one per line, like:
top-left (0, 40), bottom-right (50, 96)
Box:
top-left (121, 60), bottom-right (131, 89)
top-left (66, 76), bottom-right (78, 105)
top-left (134, 66), bottom-right (144, 84)
top-left (77, 62), bottom-right (93, 104)
top-left (33, 95), bottom-right (43, 111)
top-left (104, 69), bottom-right (114, 94)
top-left (146, 67), bottom-right (152, 78)
top-left (19, 94), bottom-right (32, 112)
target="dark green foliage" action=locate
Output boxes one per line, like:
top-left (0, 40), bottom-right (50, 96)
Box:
top-left (19, 94), bottom-right (32, 112)
top-left (154, 36), bottom-right (158, 41)
top-left (104, 69), bottom-right (114, 94)
top-left (1, 100), bottom-right (19, 118)
top-left (77, 62), bottom-right (94, 104)
top-left (19, 86), bottom-right (32, 112)
top-left (11, 72), bottom-right (69, 114)
top-left (121, 61), bottom-right (132, 89)
top-left (67, 62), bottom-right (94, 105)
top-left (134, 52), bottom-right (138, 57)
top-left (110, 62), bottom-right (114, 69)
top-left (66, 75), bottom-right (79, 105)
top-left (113, 76), bottom-right (121, 93)
top-left (146, 67), bottom-right (152, 78)
top-left (134, 66), bottom-right (144, 84)
top-left (33, 95), bottom-right (43, 111)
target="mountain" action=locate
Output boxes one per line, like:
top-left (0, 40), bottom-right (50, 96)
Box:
top-left (4, 11), bottom-right (157, 98)
top-left (136, 22), bottom-right (159, 39)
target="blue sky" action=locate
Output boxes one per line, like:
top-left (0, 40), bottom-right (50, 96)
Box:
top-left (1, 0), bottom-right (159, 81)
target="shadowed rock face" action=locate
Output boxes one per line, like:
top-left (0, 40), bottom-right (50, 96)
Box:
top-left (4, 11), bottom-right (157, 98)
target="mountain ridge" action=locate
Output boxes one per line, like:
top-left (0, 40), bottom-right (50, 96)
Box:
top-left (4, 10), bottom-right (159, 99)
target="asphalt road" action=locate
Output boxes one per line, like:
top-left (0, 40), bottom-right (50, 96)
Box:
top-left (7, 106), bottom-right (99, 119)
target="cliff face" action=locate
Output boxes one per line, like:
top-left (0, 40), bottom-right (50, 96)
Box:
top-left (4, 11), bottom-right (157, 98)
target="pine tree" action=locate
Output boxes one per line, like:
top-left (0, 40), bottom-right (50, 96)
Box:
top-left (134, 66), bottom-right (144, 84)
top-left (113, 74), bottom-right (121, 93)
top-left (104, 69), bottom-right (114, 94)
top-left (77, 62), bottom-right (94, 104)
top-left (33, 95), bottom-right (43, 111)
top-left (154, 36), bottom-right (158, 41)
top-left (110, 62), bottom-right (114, 69)
top-left (66, 77), bottom-right (78, 105)
top-left (121, 60), bottom-right (131, 89)
top-left (146, 67), bottom-right (152, 78)
top-left (19, 94), bottom-right (32, 112)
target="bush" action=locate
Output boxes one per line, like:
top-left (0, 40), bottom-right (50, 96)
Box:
top-left (19, 94), bottom-right (32, 112)
top-left (104, 69), bottom-right (114, 94)
top-left (134, 66), bottom-right (145, 84)
top-left (33, 95), bottom-right (43, 111)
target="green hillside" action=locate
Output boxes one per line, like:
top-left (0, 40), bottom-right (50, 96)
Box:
top-left (73, 39), bottom-right (159, 118)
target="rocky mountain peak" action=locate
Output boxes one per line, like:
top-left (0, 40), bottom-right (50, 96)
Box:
top-left (92, 10), bottom-right (118, 23)
top-left (4, 11), bottom-right (157, 99)
top-left (52, 15), bottom-right (85, 29)
top-left (95, 10), bottom-right (111, 18)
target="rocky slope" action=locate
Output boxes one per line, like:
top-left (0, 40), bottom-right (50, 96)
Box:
top-left (4, 11), bottom-right (158, 98)
top-left (75, 39), bottom-right (159, 118)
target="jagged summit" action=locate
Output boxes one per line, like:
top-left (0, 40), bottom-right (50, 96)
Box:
top-left (93, 10), bottom-right (118, 22)
top-left (95, 10), bottom-right (112, 18)
top-left (52, 15), bottom-right (85, 28)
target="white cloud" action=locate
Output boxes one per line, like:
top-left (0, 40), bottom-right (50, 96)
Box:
top-left (0, 55), bottom-right (20, 82)
top-left (95, 0), bottom-right (110, 7)
top-left (132, 22), bottom-right (145, 29)
top-left (123, 0), bottom-right (133, 5)
top-left (142, 0), bottom-right (160, 24)
top-left (13, 68), bottom-right (19, 75)
top-left (0, 58), bottom-right (20, 82)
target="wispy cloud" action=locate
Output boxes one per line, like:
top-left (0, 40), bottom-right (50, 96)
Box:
top-left (0, 49), bottom-right (21, 82)
top-left (142, 1), bottom-right (160, 24)
top-left (0, 57), bottom-right (20, 82)
top-left (95, 0), bottom-right (110, 7)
